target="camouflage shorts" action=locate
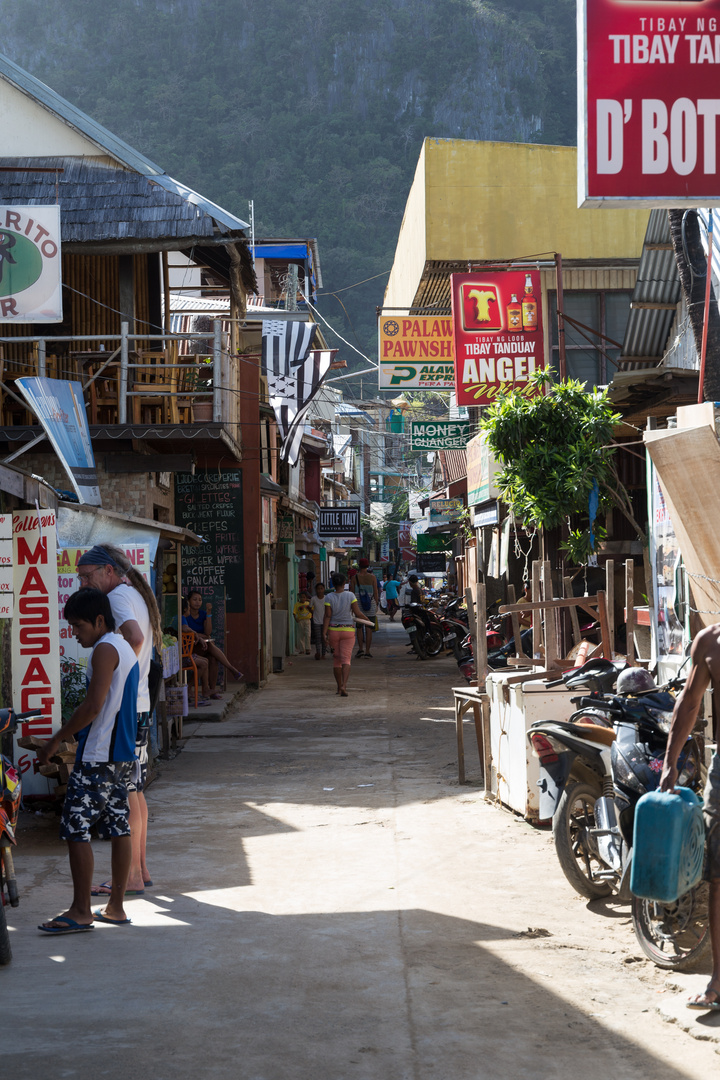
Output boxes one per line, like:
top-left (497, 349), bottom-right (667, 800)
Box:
top-left (59, 762), bottom-right (133, 843)
top-left (703, 753), bottom-right (720, 880)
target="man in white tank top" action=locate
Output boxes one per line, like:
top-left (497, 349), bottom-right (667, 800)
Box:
top-left (38, 589), bottom-right (139, 933)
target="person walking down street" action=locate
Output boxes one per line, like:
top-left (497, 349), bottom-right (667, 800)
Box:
top-left (77, 544), bottom-right (161, 898)
top-left (309, 582), bottom-right (327, 659)
top-left (293, 590), bottom-right (313, 655)
top-left (353, 558), bottom-right (379, 658)
top-left (660, 622), bottom-right (720, 1011)
top-left (383, 575), bottom-right (403, 621)
top-left (38, 589), bottom-right (139, 933)
top-left (322, 572), bottom-right (370, 696)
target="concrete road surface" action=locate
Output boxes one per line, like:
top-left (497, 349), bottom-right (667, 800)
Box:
top-left (5, 616), bottom-right (720, 1078)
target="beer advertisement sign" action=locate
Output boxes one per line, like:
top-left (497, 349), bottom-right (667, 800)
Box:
top-left (579, 0), bottom-right (720, 206)
top-left (451, 271), bottom-right (545, 406)
top-left (0, 206), bottom-right (62, 322)
top-left (378, 314), bottom-right (454, 389)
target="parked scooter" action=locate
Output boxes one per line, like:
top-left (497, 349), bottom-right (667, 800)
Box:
top-left (401, 603), bottom-right (444, 660)
top-left (528, 671), bottom-right (709, 970)
top-left (1, 706), bottom-right (44, 964)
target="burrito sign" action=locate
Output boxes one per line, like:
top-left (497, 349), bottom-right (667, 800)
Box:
top-left (0, 206), bottom-right (62, 322)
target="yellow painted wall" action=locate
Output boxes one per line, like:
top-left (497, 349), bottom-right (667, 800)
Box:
top-left (384, 139), bottom-right (649, 310)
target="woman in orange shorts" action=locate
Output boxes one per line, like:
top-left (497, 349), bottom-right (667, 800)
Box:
top-left (322, 572), bottom-right (368, 696)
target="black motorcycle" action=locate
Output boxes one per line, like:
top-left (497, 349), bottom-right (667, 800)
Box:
top-left (528, 679), bottom-right (709, 970)
top-left (401, 603), bottom-right (444, 660)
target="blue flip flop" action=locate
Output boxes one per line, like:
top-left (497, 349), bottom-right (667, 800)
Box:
top-left (39, 916), bottom-right (94, 935)
top-left (93, 909), bottom-right (132, 925)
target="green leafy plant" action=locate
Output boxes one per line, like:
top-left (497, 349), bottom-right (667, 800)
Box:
top-left (480, 369), bottom-right (645, 565)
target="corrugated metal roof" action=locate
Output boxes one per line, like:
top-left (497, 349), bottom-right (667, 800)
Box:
top-left (438, 449), bottom-right (467, 484)
top-left (620, 209), bottom-right (681, 366)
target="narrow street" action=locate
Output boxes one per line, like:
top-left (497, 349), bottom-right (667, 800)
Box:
top-left (7, 616), bottom-right (720, 1078)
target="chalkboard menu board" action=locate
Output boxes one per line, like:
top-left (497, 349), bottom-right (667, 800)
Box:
top-left (175, 469), bottom-right (245, 612)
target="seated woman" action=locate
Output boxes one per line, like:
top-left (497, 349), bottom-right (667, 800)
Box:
top-left (185, 590), bottom-right (242, 699)
top-left (179, 600), bottom-right (212, 706)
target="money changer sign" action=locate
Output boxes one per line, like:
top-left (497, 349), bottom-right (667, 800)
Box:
top-left (0, 205), bottom-right (62, 322)
top-left (410, 420), bottom-right (469, 450)
top-left (378, 315), bottom-right (455, 389)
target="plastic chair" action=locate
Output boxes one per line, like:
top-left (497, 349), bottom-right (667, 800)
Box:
top-left (181, 630), bottom-right (199, 708)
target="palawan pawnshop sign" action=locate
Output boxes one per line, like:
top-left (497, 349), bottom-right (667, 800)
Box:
top-left (579, 0), bottom-right (720, 207)
top-left (318, 507), bottom-right (361, 537)
top-left (378, 315), bottom-right (455, 389)
top-left (410, 420), bottom-right (469, 450)
top-left (0, 206), bottom-right (62, 321)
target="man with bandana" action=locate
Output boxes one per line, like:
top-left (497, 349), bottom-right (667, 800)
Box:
top-left (75, 545), bottom-right (161, 897)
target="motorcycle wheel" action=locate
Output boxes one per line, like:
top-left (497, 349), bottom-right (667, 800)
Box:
top-left (424, 629), bottom-right (444, 657)
top-left (631, 882), bottom-right (711, 971)
top-left (553, 782), bottom-right (613, 899)
top-left (0, 898), bottom-right (11, 965)
top-left (410, 635), bottom-right (427, 660)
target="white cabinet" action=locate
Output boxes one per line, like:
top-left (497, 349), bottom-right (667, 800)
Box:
top-left (487, 673), bottom-right (579, 821)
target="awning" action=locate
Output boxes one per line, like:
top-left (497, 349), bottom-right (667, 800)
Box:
top-left (57, 501), bottom-right (204, 554)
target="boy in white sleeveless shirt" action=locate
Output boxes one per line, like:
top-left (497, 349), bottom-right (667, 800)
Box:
top-left (38, 589), bottom-right (139, 934)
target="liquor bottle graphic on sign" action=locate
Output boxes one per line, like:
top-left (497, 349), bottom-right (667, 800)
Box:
top-left (521, 274), bottom-right (537, 332)
top-left (506, 294), bottom-right (522, 331)
top-left (461, 283), bottom-right (502, 332)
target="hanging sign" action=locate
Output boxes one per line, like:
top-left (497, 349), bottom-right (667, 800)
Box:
top-left (417, 552), bottom-right (447, 573)
top-left (410, 420), bottom-right (470, 450)
top-left (417, 533), bottom-right (450, 553)
top-left (0, 206), bottom-right (62, 322)
top-left (318, 507), bottom-right (360, 537)
top-left (378, 315), bottom-right (455, 389)
top-left (16, 378), bottom-right (100, 505)
top-left (429, 498), bottom-right (463, 524)
top-left (579, 0), bottom-right (720, 207)
top-left (451, 271), bottom-right (545, 406)
top-left (466, 431), bottom-right (500, 506)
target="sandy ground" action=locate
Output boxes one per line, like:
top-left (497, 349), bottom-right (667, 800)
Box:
top-left (4, 615), bottom-right (720, 1078)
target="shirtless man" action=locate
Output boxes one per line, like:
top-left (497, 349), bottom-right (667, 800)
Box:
top-left (660, 623), bottom-right (720, 1011)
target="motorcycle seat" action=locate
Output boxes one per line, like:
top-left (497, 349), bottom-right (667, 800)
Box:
top-left (571, 719), bottom-right (616, 746)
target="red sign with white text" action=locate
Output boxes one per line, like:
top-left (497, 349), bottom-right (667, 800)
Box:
top-left (451, 271), bottom-right (545, 406)
top-left (12, 510), bottom-right (61, 795)
top-left (580, 0), bottom-right (720, 206)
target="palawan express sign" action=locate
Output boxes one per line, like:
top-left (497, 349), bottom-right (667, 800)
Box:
top-left (378, 315), bottom-right (455, 388)
top-left (451, 271), bottom-right (544, 406)
top-left (579, 0), bottom-right (720, 206)
top-left (0, 206), bottom-right (62, 322)
top-left (410, 420), bottom-right (470, 450)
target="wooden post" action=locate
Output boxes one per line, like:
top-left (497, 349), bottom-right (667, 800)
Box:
top-left (476, 582), bottom-right (487, 679)
top-left (507, 584), bottom-right (529, 661)
top-left (606, 559), bottom-right (615, 652)
top-left (532, 560), bottom-right (542, 660)
top-left (625, 559), bottom-right (635, 665)
top-left (597, 590), bottom-right (612, 659)
top-left (563, 575), bottom-right (582, 647)
top-left (542, 561), bottom-right (558, 668)
top-left (481, 695), bottom-right (492, 791)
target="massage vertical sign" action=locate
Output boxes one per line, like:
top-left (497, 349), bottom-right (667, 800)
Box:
top-left (0, 206), bottom-right (62, 321)
top-left (12, 510), bottom-right (61, 795)
top-left (451, 271), bottom-right (545, 406)
top-left (579, 0), bottom-right (720, 206)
